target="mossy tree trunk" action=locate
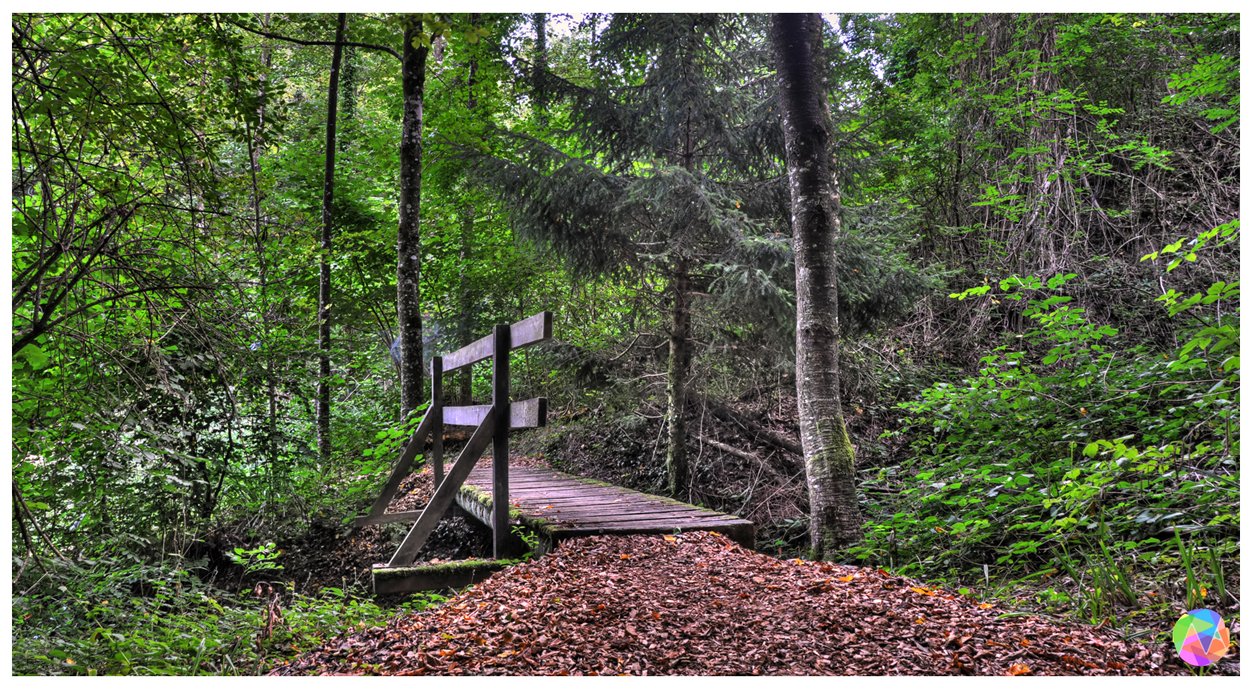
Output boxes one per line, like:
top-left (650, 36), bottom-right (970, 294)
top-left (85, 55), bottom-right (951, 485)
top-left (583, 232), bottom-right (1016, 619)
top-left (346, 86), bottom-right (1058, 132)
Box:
top-left (398, 19), bottom-right (429, 420)
top-left (456, 13), bottom-right (480, 406)
top-left (770, 13), bottom-right (863, 557)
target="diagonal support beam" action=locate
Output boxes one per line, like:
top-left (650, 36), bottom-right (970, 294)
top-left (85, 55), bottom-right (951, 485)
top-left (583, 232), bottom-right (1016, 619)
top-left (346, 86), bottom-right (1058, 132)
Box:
top-left (358, 410), bottom-right (436, 522)
top-left (387, 408), bottom-right (497, 567)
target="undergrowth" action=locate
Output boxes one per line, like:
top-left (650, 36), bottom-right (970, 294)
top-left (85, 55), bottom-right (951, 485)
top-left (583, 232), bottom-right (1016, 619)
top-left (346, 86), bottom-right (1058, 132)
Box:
top-left (11, 554), bottom-right (441, 676)
top-left (856, 225), bottom-right (1239, 628)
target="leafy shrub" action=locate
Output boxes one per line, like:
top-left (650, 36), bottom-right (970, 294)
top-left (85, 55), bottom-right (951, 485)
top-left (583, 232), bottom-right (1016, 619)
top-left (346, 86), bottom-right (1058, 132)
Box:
top-left (859, 231), bottom-right (1239, 580)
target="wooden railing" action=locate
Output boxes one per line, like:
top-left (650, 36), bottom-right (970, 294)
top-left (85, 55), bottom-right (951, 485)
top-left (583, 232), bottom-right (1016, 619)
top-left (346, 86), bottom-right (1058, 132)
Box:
top-left (356, 312), bottom-right (553, 565)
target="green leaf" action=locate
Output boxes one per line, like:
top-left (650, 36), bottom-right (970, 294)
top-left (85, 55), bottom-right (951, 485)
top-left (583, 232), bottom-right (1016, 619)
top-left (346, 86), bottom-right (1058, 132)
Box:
top-left (1046, 273), bottom-right (1078, 289)
top-left (19, 344), bottom-right (49, 370)
top-left (949, 285), bottom-right (992, 300)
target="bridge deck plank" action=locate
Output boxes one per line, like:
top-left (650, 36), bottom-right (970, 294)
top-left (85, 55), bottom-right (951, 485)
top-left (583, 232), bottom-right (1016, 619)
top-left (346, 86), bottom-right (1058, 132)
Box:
top-left (457, 466), bottom-right (753, 548)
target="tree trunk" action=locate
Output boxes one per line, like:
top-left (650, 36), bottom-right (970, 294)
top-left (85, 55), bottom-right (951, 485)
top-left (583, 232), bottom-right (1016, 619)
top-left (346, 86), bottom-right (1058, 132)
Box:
top-left (456, 13), bottom-right (480, 405)
top-left (317, 14), bottom-right (347, 467)
top-left (398, 19), bottom-right (430, 420)
top-left (456, 207), bottom-right (474, 404)
top-left (662, 91), bottom-right (699, 500)
top-left (770, 13), bottom-right (863, 557)
top-left (664, 256), bottom-right (692, 497)
top-left (339, 46), bottom-right (357, 150)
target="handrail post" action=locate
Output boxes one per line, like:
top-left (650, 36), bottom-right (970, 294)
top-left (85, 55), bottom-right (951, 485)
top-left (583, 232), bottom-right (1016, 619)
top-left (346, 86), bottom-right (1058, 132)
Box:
top-left (491, 323), bottom-right (511, 558)
top-left (431, 355), bottom-right (444, 487)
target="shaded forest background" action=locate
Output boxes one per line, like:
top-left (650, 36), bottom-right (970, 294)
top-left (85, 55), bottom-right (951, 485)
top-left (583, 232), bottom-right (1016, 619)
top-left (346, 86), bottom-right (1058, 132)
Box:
top-left (10, 13), bottom-right (1239, 675)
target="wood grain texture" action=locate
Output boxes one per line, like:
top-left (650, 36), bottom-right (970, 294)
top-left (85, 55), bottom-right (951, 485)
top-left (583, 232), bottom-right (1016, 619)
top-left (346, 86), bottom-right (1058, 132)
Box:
top-left (456, 466), bottom-right (754, 549)
top-left (442, 311), bottom-right (552, 372)
top-left (443, 397), bottom-right (546, 428)
top-left (491, 323), bottom-right (511, 559)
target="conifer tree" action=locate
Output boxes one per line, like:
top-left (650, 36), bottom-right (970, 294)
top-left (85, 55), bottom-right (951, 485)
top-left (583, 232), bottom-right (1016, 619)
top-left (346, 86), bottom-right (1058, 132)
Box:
top-left (473, 14), bottom-right (780, 497)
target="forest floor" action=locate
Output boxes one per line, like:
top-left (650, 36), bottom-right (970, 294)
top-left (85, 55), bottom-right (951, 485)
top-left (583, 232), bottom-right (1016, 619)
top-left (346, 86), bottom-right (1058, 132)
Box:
top-left (259, 454), bottom-right (1212, 676)
top-left (270, 530), bottom-right (1189, 676)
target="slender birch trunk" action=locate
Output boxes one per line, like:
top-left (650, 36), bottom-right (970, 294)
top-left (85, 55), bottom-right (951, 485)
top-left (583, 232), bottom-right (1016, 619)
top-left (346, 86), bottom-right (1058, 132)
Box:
top-left (770, 13), bottom-right (863, 557)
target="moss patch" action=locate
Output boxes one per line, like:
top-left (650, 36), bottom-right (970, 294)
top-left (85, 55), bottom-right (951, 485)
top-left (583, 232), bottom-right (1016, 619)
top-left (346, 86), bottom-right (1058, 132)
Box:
top-left (372, 558), bottom-right (523, 594)
top-left (373, 558), bottom-right (516, 579)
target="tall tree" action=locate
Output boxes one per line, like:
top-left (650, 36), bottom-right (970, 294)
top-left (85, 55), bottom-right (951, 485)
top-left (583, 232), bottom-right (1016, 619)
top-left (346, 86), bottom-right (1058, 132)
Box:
top-left (770, 13), bottom-right (863, 555)
top-left (455, 13), bottom-right (483, 405)
top-left (473, 14), bottom-right (779, 498)
top-left (397, 18), bottom-right (432, 419)
top-left (317, 14), bottom-right (348, 466)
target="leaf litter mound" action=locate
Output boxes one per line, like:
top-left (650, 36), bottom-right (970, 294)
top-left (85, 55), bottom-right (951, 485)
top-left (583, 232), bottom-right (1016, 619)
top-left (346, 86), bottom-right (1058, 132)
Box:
top-left (272, 531), bottom-right (1185, 676)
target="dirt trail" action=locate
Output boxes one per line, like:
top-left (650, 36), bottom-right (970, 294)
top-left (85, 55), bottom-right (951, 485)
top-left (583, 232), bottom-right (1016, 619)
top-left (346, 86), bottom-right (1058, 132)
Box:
top-left (272, 531), bottom-right (1185, 676)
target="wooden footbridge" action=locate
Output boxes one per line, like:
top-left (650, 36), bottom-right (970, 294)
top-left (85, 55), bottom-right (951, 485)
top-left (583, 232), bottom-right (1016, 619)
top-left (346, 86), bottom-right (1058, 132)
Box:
top-left (357, 312), bottom-right (753, 593)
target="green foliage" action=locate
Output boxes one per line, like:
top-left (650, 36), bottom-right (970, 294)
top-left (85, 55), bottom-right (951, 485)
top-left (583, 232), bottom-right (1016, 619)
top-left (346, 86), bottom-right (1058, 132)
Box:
top-left (362, 402), bottom-right (429, 462)
top-left (1054, 530), bottom-right (1137, 625)
top-left (332, 404), bottom-right (430, 515)
top-left (12, 558), bottom-right (440, 675)
top-left (1163, 53), bottom-right (1240, 134)
top-left (860, 236), bottom-right (1238, 581)
top-left (227, 542), bottom-right (284, 576)
top-left (844, 12), bottom-right (1238, 359)
top-left (511, 524), bottom-right (540, 553)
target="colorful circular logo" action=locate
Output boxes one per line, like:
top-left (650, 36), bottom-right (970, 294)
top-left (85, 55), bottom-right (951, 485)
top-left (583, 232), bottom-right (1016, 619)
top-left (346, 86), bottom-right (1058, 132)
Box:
top-left (1172, 609), bottom-right (1230, 667)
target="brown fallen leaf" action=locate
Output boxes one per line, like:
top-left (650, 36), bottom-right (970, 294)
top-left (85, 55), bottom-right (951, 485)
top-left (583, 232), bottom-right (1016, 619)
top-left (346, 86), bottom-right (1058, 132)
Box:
top-left (269, 530), bottom-right (1188, 678)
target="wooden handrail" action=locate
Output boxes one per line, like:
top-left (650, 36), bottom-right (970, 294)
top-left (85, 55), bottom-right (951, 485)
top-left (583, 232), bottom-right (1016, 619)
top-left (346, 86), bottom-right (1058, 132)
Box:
top-left (443, 397), bottom-right (546, 428)
top-left (366, 311), bottom-right (554, 567)
top-left (441, 311), bottom-right (552, 372)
